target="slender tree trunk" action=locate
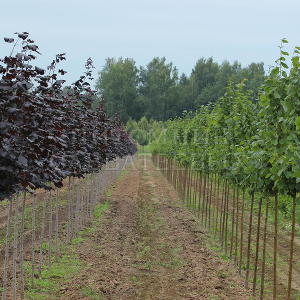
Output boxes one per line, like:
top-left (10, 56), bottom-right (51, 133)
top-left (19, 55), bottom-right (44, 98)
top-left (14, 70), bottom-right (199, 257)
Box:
top-left (13, 195), bottom-right (19, 300)
top-left (239, 189), bottom-right (245, 274)
top-left (48, 191), bottom-right (53, 266)
top-left (55, 189), bottom-right (59, 258)
top-left (230, 188), bottom-right (236, 258)
top-left (246, 191), bottom-right (255, 288)
top-left (39, 196), bottom-right (47, 274)
top-left (273, 193), bottom-right (278, 300)
top-left (208, 174), bottom-right (214, 230)
top-left (219, 179), bottom-right (226, 242)
top-left (197, 171), bottom-right (203, 218)
top-left (2, 197), bottom-right (13, 300)
top-left (260, 197), bottom-right (269, 300)
top-left (19, 193), bottom-right (26, 298)
top-left (221, 180), bottom-right (228, 247)
top-left (253, 196), bottom-right (263, 295)
top-left (287, 193), bottom-right (297, 300)
top-left (31, 194), bottom-right (36, 287)
top-left (234, 188), bottom-right (240, 261)
top-left (224, 183), bottom-right (230, 255)
top-left (201, 173), bottom-right (207, 225)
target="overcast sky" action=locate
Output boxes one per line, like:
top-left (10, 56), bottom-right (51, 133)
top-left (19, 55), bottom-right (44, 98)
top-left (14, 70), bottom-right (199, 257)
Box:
top-left (1, 0), bottom-right (299, 84)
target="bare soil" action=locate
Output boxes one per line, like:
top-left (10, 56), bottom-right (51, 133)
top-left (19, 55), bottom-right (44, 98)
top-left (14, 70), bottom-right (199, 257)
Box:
top-left (59, 155), bottom-right (250, 300)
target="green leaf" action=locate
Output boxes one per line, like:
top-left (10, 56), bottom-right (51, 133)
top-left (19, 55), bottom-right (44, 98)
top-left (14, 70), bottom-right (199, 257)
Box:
top-left (293, 170), bottom-right (300, 178)
top-left (295, 116), bottom-right (300, 130)
top-left (271, 67), bottom-right (280, 76)
top-left (292, 56), bottom-right (300, 66)
top-left (281, 51), bottom-right (289, 56)
top-left (281, 62), bottom-right (288, 69)
top-left (277, 168), bottom-right (285, 176)
top-left (282, 38), bottom-right (288, 44)
top-left (274, 91), bottom-right (281, 98)
top-left (281, 102), bottom-right (289, 112)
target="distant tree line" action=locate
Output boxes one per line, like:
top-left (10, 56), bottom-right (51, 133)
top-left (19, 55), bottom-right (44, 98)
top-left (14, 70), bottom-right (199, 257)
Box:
top-left (126, 116), bottom-right (165, 146)
top-left (96, 57), bottom-right (265, 122)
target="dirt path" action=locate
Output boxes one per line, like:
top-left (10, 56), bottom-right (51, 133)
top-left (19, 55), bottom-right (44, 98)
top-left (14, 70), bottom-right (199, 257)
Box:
top-left (59, 155), bottom-right (250, 300)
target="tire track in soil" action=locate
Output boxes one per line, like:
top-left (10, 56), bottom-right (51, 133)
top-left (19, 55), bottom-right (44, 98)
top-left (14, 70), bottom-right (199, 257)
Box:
top-left (59, 155), bottom-right (250, 300)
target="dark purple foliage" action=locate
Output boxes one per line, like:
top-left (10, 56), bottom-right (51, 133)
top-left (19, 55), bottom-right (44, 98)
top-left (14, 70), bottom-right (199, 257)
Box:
top-left (0, 32), bottom-right (137, 200)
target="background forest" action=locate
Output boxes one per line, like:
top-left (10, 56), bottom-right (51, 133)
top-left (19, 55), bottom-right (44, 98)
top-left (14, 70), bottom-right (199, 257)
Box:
top-left (96, 57), bottom-right (265, 122)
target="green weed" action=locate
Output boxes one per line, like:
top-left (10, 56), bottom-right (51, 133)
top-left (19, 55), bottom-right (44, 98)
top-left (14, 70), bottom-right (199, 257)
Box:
top-left (25, 201), bottom-right (109, 299)
top-left (93, 201), bottom-right (109, 220)
top-left (25, 253), bottom-right (81, 299)
top-left (80, 287), bottom-right (103, 300)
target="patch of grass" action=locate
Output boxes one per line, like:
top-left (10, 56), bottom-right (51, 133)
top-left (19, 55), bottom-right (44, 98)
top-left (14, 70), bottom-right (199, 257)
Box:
top-left (130, 275), bottom-right (139, 283)
top-left (0, 199), bottom-right (9, 209)
top-left (158, 242), bottom-right (168, 248)
top-left (75, 202), bottom-right (110, 237)
top-left (170, 246), bottom-right (183, 256)
top-left (25, 201), bottom-right (110, 299)
top-left (80, 287), bottom-right (104, 300)
top-left (58, 198), bottom-right (68, 207)
top-left (137, 243), bottom-right (151, 259)
top-left (40, 241), bottom-right (56, 253)
top-left (93, 201), bottom-right (109, 220)
top-left (105, 188), bottom-right (113, 198)
top-left (169, 246), bottom-right (184, 268)
top-left (25, 253), bottom-right (81, 299)
top-left (293, 292), bottom-right (300, 300)
top-left (71, 236), bottom-right (85, 245)
top-left (207, 236), bottom-right (231, 262)
top-left (218, 271), bottom-right (228, 279)
top-left (0, 238), bottom-right (5, 249)
top-left (132, 261), bottom-right (153, 271)
top-left (119, 169), bottom-right (128, 179)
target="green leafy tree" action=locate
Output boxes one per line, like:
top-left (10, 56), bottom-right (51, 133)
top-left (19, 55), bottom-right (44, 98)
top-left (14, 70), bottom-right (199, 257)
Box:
top-left (96, 56), bottom-right (265, 121)
top-left (96, 57), bottom-right (139, 122)
top-left (139, 57), bottom-right (178, 120)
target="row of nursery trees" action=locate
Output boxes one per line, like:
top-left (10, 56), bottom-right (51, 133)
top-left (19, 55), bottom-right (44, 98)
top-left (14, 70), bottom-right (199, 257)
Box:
top-left (0, 33), bottom-right (136, 299)
top-left (153, 40), bottom-right (300, 221)
top-left (0, 32), bottom-right (137, 201)
top-left (152, 40), bottom-right (300, 298)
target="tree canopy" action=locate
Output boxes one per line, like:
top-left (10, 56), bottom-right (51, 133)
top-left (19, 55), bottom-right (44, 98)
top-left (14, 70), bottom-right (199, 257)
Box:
top-left (96, 56), bottom-right (265, 122)
top-left (96, 57), bottom-right (139, 122)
